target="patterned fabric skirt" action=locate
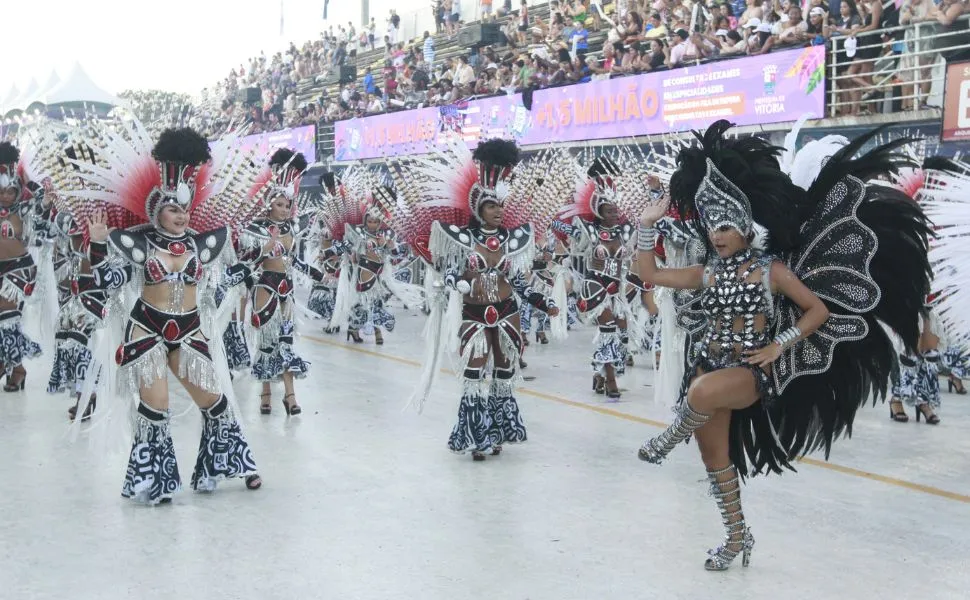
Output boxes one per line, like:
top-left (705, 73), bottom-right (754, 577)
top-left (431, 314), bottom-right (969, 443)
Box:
top-left (892, 353), bottom-right (941, 409)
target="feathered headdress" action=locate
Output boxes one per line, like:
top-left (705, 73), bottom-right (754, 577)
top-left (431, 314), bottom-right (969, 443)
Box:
top-left (69, 118), bottom-right (267, 232)
top-left (0, 141), bottom-right (27, 202)
top-left (466, 138), bottom-right (519, 223)
top-left (558, 145), bottom-right (675, 227)
top-left (146, 128), bottom-right (212, 224)
top-left (670, 120), bottom-right (810, 253)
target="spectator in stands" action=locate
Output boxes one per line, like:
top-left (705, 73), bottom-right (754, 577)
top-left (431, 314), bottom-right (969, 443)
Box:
top-left (747, 20), bottom-right (778, 54)
top-left (739, 0), bottom-right (765, 27)
top-left (572, 18), bottom-right (591, 57)
top-left (482, 0), bottom-right (495, 20)
top-left (668, 28), bottom-right (712, 66)
top-left (805, 6), bottom-right (831, 44)
top-left (645, 13), bottom-right (668, 39)
top-left (622, 12), bottom-right (646, 44)
top-left (518, 0), bottom-right (532, 45)
top-left (455, 55), bottom-right (477, 86)
top-left (899, 0), bottom-right (938, 109)
top-left (451, 0), bottom-right (462, 35)
top-left (718, 3), bottom-right (739, 29)
top-left (778, 5), bottom-right (810, 45)
top-left (422, 31), bottom-right (436, 72)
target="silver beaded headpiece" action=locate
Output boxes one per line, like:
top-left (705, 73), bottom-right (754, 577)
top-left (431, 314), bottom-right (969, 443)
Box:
top-left (695, 158), bottom-right (753, 236)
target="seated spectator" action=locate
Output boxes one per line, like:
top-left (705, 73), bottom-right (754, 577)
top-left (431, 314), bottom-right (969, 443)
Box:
top-left (667, 29), bottom-right (712, 66)
top-left (778, 6), bottom-right (810, 45)
top-left (644, 12), bottom-right (668, 38)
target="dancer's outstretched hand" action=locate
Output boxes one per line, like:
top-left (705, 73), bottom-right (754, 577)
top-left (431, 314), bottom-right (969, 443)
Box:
top-left (640, 194), bottom-right (669, 227)
top-left (87, 210), bottom-right (109, 242)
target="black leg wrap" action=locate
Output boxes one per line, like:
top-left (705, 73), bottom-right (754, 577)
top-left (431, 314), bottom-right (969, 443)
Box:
top-left (121, 402), bottom-right (182, 505)
top-left (191, 395), bottom-right (258, 491)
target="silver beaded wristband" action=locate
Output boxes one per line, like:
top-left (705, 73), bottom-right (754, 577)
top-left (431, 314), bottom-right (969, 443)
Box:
top-left (773, 326), bottom-right (802, 350)
top-left (638, 225), bottom-right (657, 251)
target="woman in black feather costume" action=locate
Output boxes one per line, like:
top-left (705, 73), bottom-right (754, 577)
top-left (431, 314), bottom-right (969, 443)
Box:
top-left (634, 121), bottom-right (931, 571)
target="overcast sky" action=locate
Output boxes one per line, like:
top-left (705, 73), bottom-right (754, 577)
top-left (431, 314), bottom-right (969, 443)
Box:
top-left (1, 0), bottom-right (366, 98)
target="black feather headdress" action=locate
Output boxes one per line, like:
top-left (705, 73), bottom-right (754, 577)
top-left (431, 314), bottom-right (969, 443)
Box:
top-left (669, 120), bottom-right (810, 254)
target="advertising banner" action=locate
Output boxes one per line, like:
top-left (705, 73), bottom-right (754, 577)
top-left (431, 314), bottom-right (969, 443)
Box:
top-left (334, 47), bottom-right (825, 160)
top-left (238, 124), bottom-right (317, 163)
top-left (942, 59), bottom-right (970, 143)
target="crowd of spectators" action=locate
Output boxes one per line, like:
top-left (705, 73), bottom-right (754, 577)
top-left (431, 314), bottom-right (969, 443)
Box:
top-left (119, 0), bottom-right (970, 135)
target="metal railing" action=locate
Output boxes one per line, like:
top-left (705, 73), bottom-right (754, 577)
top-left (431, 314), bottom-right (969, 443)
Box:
top-left (827, 16), bottom-right (970, 117)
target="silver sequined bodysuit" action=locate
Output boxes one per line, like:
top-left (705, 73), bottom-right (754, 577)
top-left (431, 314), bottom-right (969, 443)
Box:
top-left (691, 248), bottom-right (776, 399)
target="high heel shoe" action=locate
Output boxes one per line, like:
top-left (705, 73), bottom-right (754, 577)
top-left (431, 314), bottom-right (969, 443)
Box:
top-left (704, 464), bottom-right (755, 571)
top-left (282, 393), bottom-right (302, 416)
top-left (536, 331), bottom-right (548, 344)
top-left (346, 329), bottom-right (363, 343)
top-left (605, 385), bottom-right (621, 400)
top-left (915, 403), bottom-right (940, 425)
top-left (374, 330), bottom-right (384, 345)
top-left (948, 376), bottom-right (967, 395)
top-left (593, 375), bottom-right (605, 394)
top-left (471, 451), bottom-right (486, 461)
top-left (888, 399), bottom-right (909, 422)
top-left (4, 367), bottom-right (26, 392)
top-left (259, 393), bottom-right (272, 415)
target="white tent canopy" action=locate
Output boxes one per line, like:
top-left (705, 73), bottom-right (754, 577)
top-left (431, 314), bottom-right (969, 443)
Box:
top-left (8, 78), bottom-right (40, 112)
top-left (1, 85), bottom-right (22, 111)
top-left (39, 62), bottom-right (121, 108)
top-left (23, 71), bottom-right (62, 108)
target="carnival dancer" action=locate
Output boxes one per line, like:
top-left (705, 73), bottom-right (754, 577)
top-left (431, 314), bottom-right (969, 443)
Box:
top-left (554, 159), bottom-right (665, 399)
top-left (330, 173), bottom-right (422, 346)
top-left (0, 141), bottom-right (44, 391)
top-left (307, 172), bottom-right (344, 334)
top-left (519, 230), bottom-right (568, 345)
top-left (73, 123), bottom-right (264, 504)
top-left (392, 139), bottom-right (570, 460)
top-left (239, 148), bottom-right (320, 416)
top-left (913, 156), bottom-right (970, 409)
top-left (635, 121), bottom-right (931, 570)
top-left (41, 144), bottom-right (109, 421)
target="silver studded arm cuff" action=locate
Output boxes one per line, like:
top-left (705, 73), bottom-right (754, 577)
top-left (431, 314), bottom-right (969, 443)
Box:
top-left (637, 226), bottom-right (657, 252)
top-left (773, 326), bottom-right (802, 350)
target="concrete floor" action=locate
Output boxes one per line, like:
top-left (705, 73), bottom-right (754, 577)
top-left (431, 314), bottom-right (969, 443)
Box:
top-left (1, 307), bottom-right (968, 600)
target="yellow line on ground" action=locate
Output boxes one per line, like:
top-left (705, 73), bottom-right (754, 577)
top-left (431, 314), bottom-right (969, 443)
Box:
top-left (304, 334), bottom-right (970, 504)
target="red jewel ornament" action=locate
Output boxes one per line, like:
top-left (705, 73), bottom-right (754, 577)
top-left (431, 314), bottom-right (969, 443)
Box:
top-left (162, 320), bottom-right (180, 342)
top-left (278, 279), bottom-right (290, 295)
top-left (599, 231), bottom-right (611, 241)
top-left (71, 280), bottom-right (80, 296)
top-left (0, 209), bottom-right (7, 217)
top-left (168, 241), bottom-right (186, 256)
top-left (485, 236), bottom-right (500, 252)
top-left (484, 305), bottom-right (499, 326)
top-left (578, 298), bottom-right (588, 312)
top-left (23, 282), bottom-right (34, 297)
top-left (268, 225), bottom-right (279, 236)
top-left (1, 223), bottom-right (12, 238)
top-left (115, 345), bottom-right (124, 365)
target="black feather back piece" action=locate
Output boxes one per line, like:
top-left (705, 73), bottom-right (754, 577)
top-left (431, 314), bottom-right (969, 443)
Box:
top-left (0, 141), bottom-right (19, 164)
top-left (151, 128), bottom-right (211, 166)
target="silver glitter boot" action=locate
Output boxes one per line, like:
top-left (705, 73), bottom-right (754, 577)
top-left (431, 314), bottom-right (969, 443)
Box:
top-left (637, 402), bottom-right (711, 463)
top-left (705, 464), bottom-right (755, 571)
